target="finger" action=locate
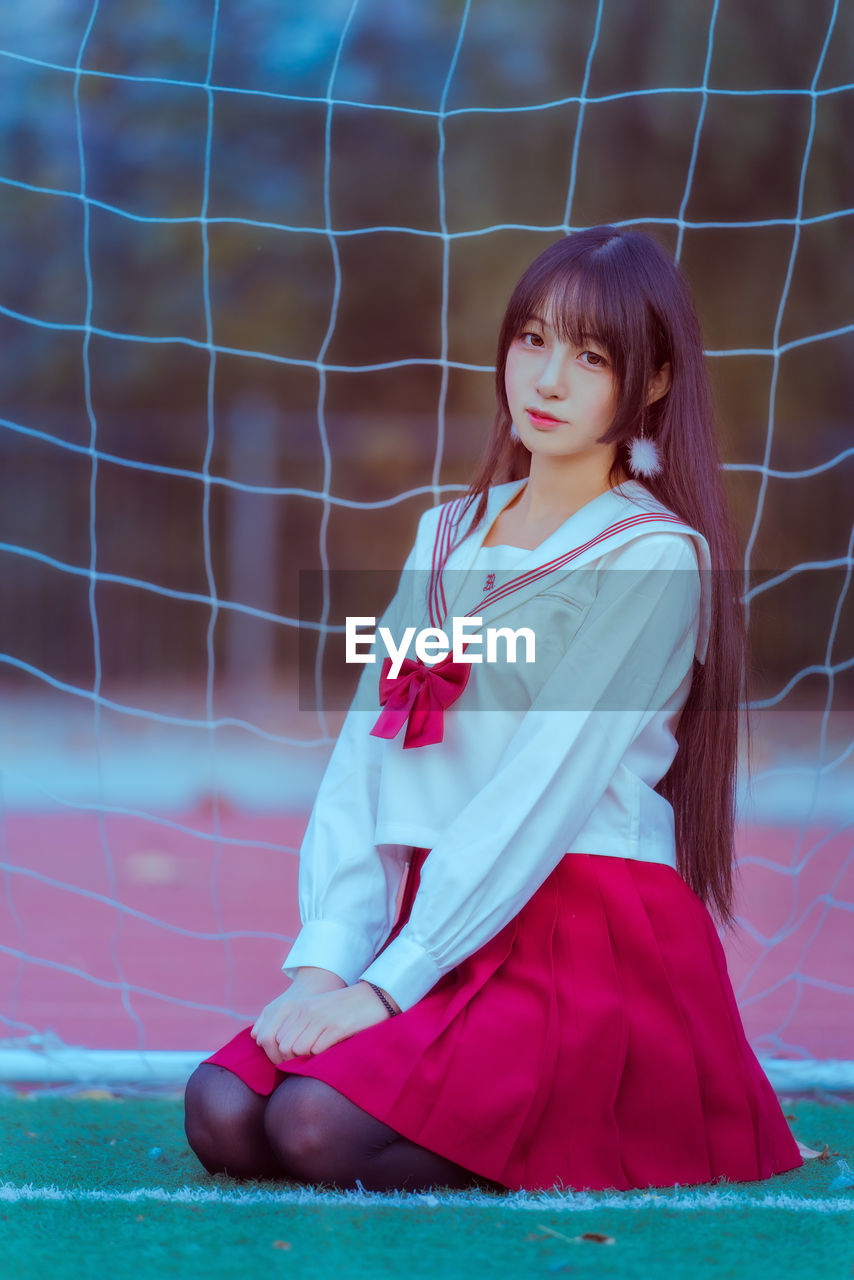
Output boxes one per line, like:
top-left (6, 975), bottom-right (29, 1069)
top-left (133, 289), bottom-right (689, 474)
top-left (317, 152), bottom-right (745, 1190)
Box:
top-left (251, 1011), bottom-right (273, 1040)
top-left (260, 1042), bottom-right (285, 1067)
top-left (256, 1039), bottom-right (278, 1064)
top-left (257, 1016), bottom-right (293, 1056)
top-left (280, 1011), bottom-right (328, 1059)
top-left (276, 1013), bottom-right (312, 1060)
top-left (288, 1028), bottom-right (322, 1058)
top-left (308, 1030), bottom-right (333, 1055)
top-left (278, 1031), bottom-right (314, 1060)
top-left (264, 1006), bottom-right (302, 1052)
top-left (291, 1014), bottom-right (352, 1059)
top-left (251, 992), bottom-right (298, 1042)
top-left (311, 1025), bottom-right (354, 1055)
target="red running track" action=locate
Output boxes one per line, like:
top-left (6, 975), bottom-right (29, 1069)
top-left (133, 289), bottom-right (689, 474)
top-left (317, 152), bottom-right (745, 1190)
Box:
top-left (0, 807), bottom-right (851, 1061)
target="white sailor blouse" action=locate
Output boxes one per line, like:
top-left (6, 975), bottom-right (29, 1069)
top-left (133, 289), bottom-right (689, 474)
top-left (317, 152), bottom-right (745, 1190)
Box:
top-left (281, 477), bottom-right (712, 1012)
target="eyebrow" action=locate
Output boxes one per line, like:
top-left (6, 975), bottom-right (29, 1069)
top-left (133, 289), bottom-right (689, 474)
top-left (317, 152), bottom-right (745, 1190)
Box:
top-left (523, 315), bottom-right (607, 348)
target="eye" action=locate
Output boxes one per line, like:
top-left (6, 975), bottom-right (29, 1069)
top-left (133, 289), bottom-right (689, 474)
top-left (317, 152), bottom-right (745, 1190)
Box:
top-left (580, 350), bottom-right (608, 368)
top-left (519, 330), bottom-right (545, 348)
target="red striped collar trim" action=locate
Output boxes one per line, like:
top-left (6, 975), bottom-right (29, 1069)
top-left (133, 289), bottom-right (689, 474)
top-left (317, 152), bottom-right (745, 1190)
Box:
top-left (464, 512), bottom-right (690, 618)
top-left (428, 508), bottom-right (690, 627)
top-left (429, 497), bottom-right (468, 628)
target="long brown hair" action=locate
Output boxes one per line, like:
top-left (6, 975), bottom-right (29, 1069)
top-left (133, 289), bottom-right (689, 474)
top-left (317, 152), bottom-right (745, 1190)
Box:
top-left (448, 226), bottom-right (749, 929)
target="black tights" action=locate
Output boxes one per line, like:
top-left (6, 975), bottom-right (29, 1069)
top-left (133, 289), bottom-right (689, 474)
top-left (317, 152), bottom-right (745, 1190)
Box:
top-left (184, 1063), bottom-right (504, 1193)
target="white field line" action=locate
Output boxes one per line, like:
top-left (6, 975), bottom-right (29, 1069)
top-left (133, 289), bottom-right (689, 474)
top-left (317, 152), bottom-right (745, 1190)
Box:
top-left (0, 1181), bottom-right (851, 1212)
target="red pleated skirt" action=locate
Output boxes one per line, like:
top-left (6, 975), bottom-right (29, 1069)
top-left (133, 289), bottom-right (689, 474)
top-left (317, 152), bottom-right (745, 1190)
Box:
top-left (201, 847), bottom-right (802, 1192)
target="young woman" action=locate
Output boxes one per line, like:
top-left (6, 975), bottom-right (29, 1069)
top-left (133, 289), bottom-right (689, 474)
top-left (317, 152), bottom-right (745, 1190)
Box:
top-left (184, 226), bottom-right (803, 1194)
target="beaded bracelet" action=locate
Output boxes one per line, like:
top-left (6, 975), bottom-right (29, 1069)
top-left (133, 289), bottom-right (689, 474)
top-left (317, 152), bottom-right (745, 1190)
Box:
top-left (361, 980), bottom-right (399, 1017)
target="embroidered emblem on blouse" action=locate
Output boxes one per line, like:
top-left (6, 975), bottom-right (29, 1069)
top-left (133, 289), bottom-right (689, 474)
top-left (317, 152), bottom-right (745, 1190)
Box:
top-left (484, 572), bottom-right (495, 592)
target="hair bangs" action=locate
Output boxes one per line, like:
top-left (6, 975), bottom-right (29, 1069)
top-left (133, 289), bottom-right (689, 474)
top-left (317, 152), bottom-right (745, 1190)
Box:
top-left (525, 268), bottom-right (623, 365)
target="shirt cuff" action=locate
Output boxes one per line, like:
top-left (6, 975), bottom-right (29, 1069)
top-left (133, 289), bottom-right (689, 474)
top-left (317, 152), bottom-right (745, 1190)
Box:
top-left (281, 920), bottom-right (379, 986)
top-left (359, 935), bottom-right (443, 1012)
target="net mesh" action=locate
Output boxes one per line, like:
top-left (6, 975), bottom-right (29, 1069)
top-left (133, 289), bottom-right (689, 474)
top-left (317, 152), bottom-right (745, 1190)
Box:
top-left (0, 0), bottom-right (851, 1081)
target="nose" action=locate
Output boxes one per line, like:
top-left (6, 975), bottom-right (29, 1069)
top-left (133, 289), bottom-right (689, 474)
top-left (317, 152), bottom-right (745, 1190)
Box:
top-left (535, 346), bottom-right (568, 399)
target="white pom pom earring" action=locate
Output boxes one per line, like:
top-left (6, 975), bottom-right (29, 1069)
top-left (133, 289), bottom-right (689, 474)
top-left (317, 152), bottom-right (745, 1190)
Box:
top-left (626, 412), bottom-right (662, 479)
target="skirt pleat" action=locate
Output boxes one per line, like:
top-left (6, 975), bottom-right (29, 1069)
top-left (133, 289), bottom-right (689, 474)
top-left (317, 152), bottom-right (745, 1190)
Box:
top-left (201, 848), bottom-right (803, 1192)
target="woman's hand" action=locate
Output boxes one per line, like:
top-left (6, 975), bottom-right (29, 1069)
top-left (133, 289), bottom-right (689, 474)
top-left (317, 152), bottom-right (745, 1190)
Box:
top-left (251, 979), bottom-right (396, 1066)
top-left (250, 967), bottom-right (345, 1063)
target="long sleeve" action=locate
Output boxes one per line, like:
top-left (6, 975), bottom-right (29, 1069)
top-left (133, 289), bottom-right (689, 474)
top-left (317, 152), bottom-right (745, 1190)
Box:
top-left (359, 532), bottom-right (702, 1011)
top-left (280, 520), bottom-right (427, 985)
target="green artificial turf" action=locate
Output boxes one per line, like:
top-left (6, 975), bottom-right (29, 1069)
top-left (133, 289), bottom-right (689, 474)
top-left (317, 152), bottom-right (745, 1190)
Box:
top-left (0, 1093), bottom-right (851, 1280)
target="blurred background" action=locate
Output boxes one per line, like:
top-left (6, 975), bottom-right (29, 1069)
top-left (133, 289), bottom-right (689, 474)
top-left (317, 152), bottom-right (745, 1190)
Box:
top-left (0, 0), bottom-right (851, 1083)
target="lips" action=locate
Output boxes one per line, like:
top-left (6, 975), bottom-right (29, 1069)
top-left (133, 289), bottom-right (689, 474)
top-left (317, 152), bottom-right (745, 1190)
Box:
top-left (526, 407), bottom-right (565, 426)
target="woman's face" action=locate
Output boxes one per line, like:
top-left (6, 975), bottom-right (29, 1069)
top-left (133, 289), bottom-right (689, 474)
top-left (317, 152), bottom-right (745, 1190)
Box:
top-left (503, 309), bottom-right (620, 465)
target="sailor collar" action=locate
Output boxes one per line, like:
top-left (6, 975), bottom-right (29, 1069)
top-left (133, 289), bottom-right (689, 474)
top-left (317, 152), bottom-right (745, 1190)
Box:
top-left (428, 478), bottom-right (711, 665)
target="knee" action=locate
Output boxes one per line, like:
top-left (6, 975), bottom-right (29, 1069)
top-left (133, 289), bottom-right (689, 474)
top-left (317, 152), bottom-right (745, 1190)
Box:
top-left (263, 1077), bottom-right (336, 1175)
top-left (184, 1063), bottom-right (216, 1130)
top-left (183, 1061), bottom-right (255, 1163)
top-left (183, 1064), bottom-right (220, 1155)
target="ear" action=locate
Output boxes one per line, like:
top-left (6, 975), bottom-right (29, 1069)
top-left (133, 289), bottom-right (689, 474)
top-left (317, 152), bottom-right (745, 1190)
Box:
top-left (646, 361), bottom-right (671, 406)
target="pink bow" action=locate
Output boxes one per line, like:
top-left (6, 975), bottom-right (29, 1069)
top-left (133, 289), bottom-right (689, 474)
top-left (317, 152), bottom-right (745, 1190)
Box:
top-left (370, 652), bottom-right (471, 749)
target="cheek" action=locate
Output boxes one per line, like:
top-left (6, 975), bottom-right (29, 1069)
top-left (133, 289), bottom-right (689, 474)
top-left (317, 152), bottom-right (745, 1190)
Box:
top-left (593, 377), bottom-right (618, 416)
top-left (504, 353), bottom-right (524, 405)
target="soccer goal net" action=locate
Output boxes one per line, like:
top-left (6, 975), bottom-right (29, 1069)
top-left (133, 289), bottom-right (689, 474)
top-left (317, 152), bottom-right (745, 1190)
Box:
top-left (0, 0), bottom-right (851, 1091)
